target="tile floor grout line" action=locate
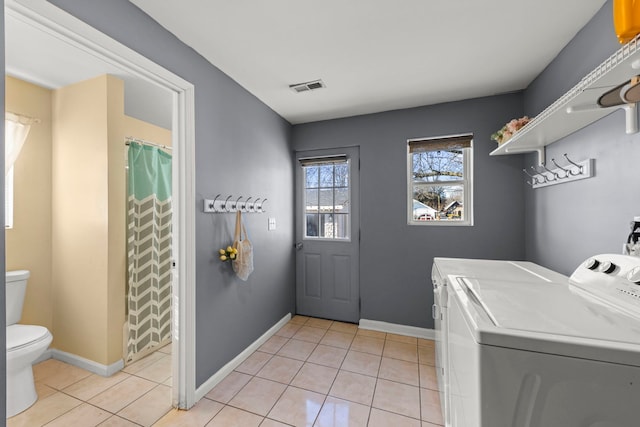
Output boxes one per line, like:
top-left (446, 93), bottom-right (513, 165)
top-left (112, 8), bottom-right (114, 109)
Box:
top-left (22, 317), bottom-right (440, 427)
top-left (111, 383), bottom-right (169, 424)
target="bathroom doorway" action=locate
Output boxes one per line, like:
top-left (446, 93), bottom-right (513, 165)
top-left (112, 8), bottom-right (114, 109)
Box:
top-left (5, 0), bottom-right (196, 409)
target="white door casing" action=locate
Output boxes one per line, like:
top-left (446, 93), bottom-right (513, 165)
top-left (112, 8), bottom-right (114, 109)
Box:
top-left (6, 0), bottom-right (197, 409)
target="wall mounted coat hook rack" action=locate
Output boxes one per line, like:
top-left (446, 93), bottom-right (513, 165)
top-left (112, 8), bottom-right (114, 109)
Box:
top-left (203, 195), bottom-right (267, 213)
top-left (522, 154), bottom-right (594, 189)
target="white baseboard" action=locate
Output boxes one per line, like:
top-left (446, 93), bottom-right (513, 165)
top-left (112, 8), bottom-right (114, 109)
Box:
top-left (195, 312), bottom-right (292, 402)
top-left (47, 349), bottom-right (124, 377)
top-left (359, 318), bottom-right (435, 340)
top-left (35, 349), bottom-right (53, 365)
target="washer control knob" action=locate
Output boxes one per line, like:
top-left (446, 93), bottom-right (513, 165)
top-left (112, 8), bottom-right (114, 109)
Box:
top-left (628, 267), bottom-right (640, 284)
top-left (602, 261), bottom-right (617, 274)
top-left (584, 258), bottom-right (600, 270)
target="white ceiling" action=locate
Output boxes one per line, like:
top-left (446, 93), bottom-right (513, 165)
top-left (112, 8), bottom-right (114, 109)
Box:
top-left (5, 11), bottom-right (173, 130)
top-left (130, 0), bottom-right (608, 124)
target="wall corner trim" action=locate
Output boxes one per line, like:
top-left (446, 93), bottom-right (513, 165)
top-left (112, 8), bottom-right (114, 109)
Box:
top-left (194, 313), bottom-right (292, 402)
top-left (359, 318), bottom-right (435, 340)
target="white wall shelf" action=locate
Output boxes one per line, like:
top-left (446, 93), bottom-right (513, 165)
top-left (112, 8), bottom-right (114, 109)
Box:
top-left (490, 35), bottom-right (640, 165)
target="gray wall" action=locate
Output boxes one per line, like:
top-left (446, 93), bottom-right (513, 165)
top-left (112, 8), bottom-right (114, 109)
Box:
top-left (48, 0), bottom-right (295, 387)
top-left (523, 1), bottom-right (640, 275)
top-left (292, 94), bottom-right (526, 329)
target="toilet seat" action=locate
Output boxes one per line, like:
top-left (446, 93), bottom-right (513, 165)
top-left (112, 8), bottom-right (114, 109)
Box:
top-left (7, 325), bottom-right (51, 352)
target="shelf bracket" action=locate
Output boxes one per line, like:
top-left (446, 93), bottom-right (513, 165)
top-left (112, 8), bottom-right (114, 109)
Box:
top-left (534, 147), bottom-right (545, 166)
top-left (624, 103), bottom-right (638, 134)
top-left (502, 145), bottom-right (545, 165)
top-left (567, 102), bottom-right (638, 134)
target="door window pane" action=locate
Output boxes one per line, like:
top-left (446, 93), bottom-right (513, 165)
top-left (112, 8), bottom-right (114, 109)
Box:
top-left (306, 167), bottom-right (319, 187)
top-left (303, 159), bottom-right (351, 239)
top-left (320, 213), bottom-right (334, 238)
top-left (335, 188), bottom-right (349, 213)
top-left (319, 189), bottom-right (333, 212)
top-left (334, 164), bottom-right (349, 187)
top-left (305, 189), bottom-right (318, 210)
top-left (334, 214), bottom-right (349, 239)
top-left (319, 165), bottom-right (334, 187)
top-left (306, 214), bottom-right (319, 237)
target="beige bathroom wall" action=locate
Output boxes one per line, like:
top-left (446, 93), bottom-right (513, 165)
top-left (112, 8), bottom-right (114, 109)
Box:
top-left (5, 76), bottom-right (54, 331)
top-left (8, 73), bottom-right (170, 368)
top-left (52, 75), bottom-right (111, 364)
top-left (53, 75), bottom-right (171, 366)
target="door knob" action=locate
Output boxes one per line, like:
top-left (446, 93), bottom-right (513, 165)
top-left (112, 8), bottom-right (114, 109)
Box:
top-left (295, 242), bottom-right (303, 250)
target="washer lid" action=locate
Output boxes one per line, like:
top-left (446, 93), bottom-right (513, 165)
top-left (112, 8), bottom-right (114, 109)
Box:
top-left (433, 258), bottom-right (567, 283)
top-left (7, 324), bottom-right (51, 351)
top-left (455, 277), bottom-right (640, 365)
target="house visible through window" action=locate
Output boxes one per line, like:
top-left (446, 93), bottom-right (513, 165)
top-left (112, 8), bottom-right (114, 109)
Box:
top-left (408, 134), bottom-right (473, 225)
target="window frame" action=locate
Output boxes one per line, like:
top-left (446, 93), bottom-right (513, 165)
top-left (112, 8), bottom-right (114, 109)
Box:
top-left (301, 156), bottom-right (352, 242)
top-left (406, 133), bottom-right (474, 226)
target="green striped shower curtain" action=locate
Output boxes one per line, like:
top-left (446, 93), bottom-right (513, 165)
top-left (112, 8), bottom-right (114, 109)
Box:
top-left (126, 142), bottom-right (172, 362)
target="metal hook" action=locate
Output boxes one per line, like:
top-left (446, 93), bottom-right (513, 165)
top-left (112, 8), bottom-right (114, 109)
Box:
top-left (252, 198), bottom-right (261, 213)
top-left (550, 158), bottom-right (569, 178)
top-left (524, 168), bottom-right (544, 185)
top-left (235, 196), bottom-right (243, 210)
top-left (542, 163), bottom-right (558, 181)
top-left (531, 165), bottom-right (544, 175)
top-left (212, 194), bottom-right (221, 212)
top-left (260, 198), bottom-right (267, 212)
top-left (563, 153), bottom-right (583, 176)
top-left (244, 197), bottom-right (253, 212)
top-left (224, 195), bottom-right (233, 212)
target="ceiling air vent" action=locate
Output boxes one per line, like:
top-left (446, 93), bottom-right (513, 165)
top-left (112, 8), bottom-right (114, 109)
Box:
top-left (289, 79), bottom-right (326, 93)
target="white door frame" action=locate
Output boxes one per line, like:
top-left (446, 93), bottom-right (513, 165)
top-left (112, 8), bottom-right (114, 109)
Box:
top-left (6, 0), bottom-right (197, 408)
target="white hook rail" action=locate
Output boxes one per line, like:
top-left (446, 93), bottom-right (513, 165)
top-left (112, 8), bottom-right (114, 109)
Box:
top-left (523, 154), bottom-right (594, 189)
top-left (203, 195), bottom-right (267, 213)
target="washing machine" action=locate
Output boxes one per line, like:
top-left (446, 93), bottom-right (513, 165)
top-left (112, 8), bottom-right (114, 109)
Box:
top-left (431, 258), bottom-right (567, 422)
top-left (442, 254), bottom-right (640, 427)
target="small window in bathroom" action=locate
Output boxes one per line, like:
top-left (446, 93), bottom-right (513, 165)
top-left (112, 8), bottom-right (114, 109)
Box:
top-left (407, 133), bottom-right (473, 226)
top-left (4, 112), bottom-right (38, 229)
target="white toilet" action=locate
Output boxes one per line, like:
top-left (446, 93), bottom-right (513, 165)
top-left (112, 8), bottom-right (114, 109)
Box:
top-left (6, 270), bottom-right (53, 418)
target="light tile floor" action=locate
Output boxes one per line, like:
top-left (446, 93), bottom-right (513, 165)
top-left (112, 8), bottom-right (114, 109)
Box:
top-left (9, 316), bottom-right (443, 426)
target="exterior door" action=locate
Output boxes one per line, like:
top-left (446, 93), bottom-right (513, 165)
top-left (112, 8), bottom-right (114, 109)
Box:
top-left (295, 147), bottom-right (360, 323)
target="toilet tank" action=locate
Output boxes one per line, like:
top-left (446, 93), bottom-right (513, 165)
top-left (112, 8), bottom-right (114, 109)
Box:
top-left (6, 270), bottom-right (30, 326)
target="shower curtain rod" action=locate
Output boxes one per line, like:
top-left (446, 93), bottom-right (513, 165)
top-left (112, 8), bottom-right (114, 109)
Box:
top-left (125, 136), bottom-right (172, 151)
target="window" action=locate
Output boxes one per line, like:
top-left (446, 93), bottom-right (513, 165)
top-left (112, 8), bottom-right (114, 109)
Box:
top-left (5, 113), bottom-right (37, 229)
top-left (408, 134), bottom-right (473, 225)
top-left (301, 156), bottom-right (350, 240)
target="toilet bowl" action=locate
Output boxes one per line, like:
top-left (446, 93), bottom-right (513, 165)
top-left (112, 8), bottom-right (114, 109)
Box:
top-left (5, 270), bottom-right (53, 418)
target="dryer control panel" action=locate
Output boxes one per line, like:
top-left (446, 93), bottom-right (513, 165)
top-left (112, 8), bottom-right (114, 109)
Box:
top-left (570, 254), bottom-right (640, 317)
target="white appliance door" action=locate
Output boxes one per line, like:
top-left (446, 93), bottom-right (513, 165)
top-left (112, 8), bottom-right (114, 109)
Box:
top-left (431, 264), bottom-right (448, 421)
top-left (481, 342), bottom-right (640, 427)
top-left (447, 286), bottom-right (481, 427)
top-left (449, 274), bottom-right (640, 427)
